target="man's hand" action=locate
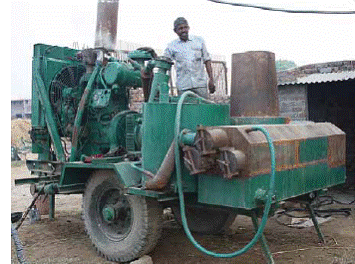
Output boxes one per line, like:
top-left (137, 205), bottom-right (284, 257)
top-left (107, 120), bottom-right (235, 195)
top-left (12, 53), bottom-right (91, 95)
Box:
top-left (205, 60), bottom-right (215, 94)
top-left (208, 78), bottom-right (216, 94)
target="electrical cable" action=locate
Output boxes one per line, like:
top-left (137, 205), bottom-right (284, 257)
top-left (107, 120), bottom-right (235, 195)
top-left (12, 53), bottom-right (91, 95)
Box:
top-left (207, 0), bottom-right (355, 14)
top-left (277, 207), bottom-right (351, 219)
top-left (275, 193), bottom-right (353, 227)
top-left (317, 195), bottom-right (355, 206)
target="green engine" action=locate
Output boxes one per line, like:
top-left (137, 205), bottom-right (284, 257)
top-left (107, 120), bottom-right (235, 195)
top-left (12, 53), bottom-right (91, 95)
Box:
top-left (31, 44), bottom-right (156, 161)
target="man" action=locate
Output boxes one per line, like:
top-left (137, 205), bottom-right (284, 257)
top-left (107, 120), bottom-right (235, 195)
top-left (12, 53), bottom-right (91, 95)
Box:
top-left (164, 17), bottom-right (215, 98)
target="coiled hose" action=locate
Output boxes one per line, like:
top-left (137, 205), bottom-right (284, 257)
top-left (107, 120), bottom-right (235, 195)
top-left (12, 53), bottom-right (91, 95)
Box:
top-left (174, 91), bottom-right (276, 258)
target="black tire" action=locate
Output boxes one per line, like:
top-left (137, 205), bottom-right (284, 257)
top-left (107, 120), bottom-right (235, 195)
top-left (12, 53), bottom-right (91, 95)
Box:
top-left (172, 204), bottom-right (237, 234)
top-left (83, 170), bottom-right (162, 262)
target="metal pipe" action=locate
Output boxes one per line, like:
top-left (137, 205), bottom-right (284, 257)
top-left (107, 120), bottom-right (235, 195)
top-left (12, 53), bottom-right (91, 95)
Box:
top-left (70, 64), bottom-right (101, 162)
top-left (131, 162), bottom-right (155, 179)
top-left (95, 0), bottom-right (119, 50)
top-left (306, 202), bottom-right (325, 243)
top-left (49, 194), bottom-right (55, 221)
top-left (148, 58), bottom-right (173, 103)
top-left (16, 186), bottom-right (45, 230)
top-left (145, 139), bottom-right (175, 190)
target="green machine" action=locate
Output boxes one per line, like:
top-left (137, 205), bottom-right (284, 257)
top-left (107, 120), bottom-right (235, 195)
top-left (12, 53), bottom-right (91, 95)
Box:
top-left (14, 43), bottom-right (346, 263)
top-left (13, 0), bottom-right (350, 260)
top-left (11, 0), bottom-right (346, 262)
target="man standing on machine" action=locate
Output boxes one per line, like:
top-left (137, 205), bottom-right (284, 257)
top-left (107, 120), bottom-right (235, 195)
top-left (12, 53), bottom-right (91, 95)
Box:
top-left (164, 17), bottom-right (215, 98)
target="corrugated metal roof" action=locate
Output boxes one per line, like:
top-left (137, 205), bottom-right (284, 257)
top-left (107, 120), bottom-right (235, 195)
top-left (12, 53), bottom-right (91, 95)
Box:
top-left (279, 71), bottom-right (355, 86)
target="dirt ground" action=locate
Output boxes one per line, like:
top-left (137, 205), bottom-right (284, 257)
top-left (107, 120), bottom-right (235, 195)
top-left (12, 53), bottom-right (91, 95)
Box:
top-left (11, 162), bottom-right (355, 264)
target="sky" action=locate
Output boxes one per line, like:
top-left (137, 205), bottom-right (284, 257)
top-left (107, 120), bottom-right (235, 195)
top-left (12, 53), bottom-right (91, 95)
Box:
top-left (10, 0), bottom-right (355, 99)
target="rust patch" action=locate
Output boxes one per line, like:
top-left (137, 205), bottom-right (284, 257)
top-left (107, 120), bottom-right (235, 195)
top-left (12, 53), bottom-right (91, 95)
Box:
top-left (328, 134), bottom-right (346, 168)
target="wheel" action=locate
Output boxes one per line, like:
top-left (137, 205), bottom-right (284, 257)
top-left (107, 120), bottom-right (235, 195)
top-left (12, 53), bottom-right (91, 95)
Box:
top-left (83, 170), bottom-right (162, 262)
top-left (172, 203), bottom-right (237, 234)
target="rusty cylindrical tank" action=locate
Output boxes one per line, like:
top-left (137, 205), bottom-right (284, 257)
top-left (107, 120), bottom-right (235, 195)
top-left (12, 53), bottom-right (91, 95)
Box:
top-left (95, 0), bottom-right (119, 50)
top-left (230, 51), bottom-right (279, 117)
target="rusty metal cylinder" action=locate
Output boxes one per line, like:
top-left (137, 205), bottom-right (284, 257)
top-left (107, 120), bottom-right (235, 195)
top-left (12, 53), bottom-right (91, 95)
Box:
top-left (95, 0), bottom-right (119, 50)
top-left (195, 128), bottom-right (229, 152)
top-left (230, 51), bottom-right (279, 117)
top-left (145, 140), bottom-right (175, 190)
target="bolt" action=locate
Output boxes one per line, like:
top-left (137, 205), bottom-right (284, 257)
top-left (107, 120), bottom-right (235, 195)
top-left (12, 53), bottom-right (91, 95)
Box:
top-left (102, 206), bottom-right (115, 222)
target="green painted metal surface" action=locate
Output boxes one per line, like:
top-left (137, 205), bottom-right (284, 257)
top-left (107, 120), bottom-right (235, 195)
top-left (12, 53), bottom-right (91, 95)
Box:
top-left (31, 44), bottom-right (80, 160)
top-left (231, 116), bottom-right (288, 125)
top-left (180, 122), bottom-right (346, 209)
top-left (198, 164), bottom-right (346, 209)
top-left (141, 102), bottom-right (230, 192)
top-left (148, 58), bottom-right (173, 103)
top-left (59, 161), bottom-right (142, 189)
top-left (299, 137), bottom-right (328, 163)
top-left (128, 49), bottom-right (154, 64)
top-left (127, 186), bottom-right (177, 200)
top-left (103, 61), bottom-right (141, 87)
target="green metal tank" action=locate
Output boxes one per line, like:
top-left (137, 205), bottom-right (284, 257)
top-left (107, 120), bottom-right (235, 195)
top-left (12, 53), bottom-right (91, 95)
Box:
top-left (141, 100), bottom-right (230, 191)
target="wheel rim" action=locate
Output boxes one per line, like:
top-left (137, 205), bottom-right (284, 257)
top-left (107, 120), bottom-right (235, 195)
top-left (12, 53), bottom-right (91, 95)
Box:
top-left (95, 186), bottom-right (132, 241)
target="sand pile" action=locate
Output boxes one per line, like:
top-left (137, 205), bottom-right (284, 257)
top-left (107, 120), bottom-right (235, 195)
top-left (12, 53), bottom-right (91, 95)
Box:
top-left (11, 119), bottom-right (31, 148)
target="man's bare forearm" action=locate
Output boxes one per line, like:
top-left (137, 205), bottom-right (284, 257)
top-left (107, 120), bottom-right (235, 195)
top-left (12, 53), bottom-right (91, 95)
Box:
top-left (205, 60), bottom-right (216, 93)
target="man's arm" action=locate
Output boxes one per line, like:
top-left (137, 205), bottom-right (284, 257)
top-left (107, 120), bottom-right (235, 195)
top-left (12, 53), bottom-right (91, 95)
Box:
top-left (163, 45), bottom-right (173, 60)
top-left (205, 60), bottom-right (215, 94)
top-left (200, 38), bottom-right (215, 94)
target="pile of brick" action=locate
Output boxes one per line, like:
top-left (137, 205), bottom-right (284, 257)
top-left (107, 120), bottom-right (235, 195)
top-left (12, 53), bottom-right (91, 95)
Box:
top-left (129, 88), bottom-right (145, 112)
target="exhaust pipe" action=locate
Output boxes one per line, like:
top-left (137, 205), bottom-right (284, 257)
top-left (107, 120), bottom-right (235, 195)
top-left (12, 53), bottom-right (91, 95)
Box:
top-left (94, 0), bottom-right (119, 50)
top-left (145, 140), bottom-right (175, 190)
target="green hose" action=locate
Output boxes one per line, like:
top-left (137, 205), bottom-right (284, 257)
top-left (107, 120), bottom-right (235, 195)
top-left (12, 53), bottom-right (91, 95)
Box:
top-left (174, 91), bottom-right (276, 258)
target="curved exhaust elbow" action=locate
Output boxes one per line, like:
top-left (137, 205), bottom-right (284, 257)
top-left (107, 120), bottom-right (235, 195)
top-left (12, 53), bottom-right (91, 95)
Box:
top-left (145, 140), bottom-right (175, 190)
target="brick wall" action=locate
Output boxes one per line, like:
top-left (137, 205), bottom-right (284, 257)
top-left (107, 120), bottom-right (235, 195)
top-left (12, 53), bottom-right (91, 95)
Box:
top-left (278, 84), bottom-right (308, 121)
top-left (276, 60), bottom-right (355, 122)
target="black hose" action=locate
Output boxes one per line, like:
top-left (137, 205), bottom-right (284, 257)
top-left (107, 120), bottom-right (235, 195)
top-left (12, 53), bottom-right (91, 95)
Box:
top-left (11, 224), bottom-right (27, 264)
top-left (278, 207), bottom-right (351, 218)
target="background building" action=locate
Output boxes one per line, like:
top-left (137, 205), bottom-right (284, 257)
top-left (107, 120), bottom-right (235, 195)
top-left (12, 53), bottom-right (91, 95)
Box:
top-left (11, 99), bottom-right (31, 119)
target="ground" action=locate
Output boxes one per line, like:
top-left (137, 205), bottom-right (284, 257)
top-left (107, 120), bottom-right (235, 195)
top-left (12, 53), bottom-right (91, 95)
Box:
top-left (11, 162), bottom-right (355, 264)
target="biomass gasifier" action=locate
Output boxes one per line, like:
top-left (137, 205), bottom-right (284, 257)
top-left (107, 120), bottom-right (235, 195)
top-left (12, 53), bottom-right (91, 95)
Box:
top-left (15, 1), bottom-right (346, 263)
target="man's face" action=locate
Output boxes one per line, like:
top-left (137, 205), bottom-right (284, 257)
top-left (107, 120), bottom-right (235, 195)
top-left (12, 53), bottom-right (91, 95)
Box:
top-left (174, 23), bottom-right (189, 41)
